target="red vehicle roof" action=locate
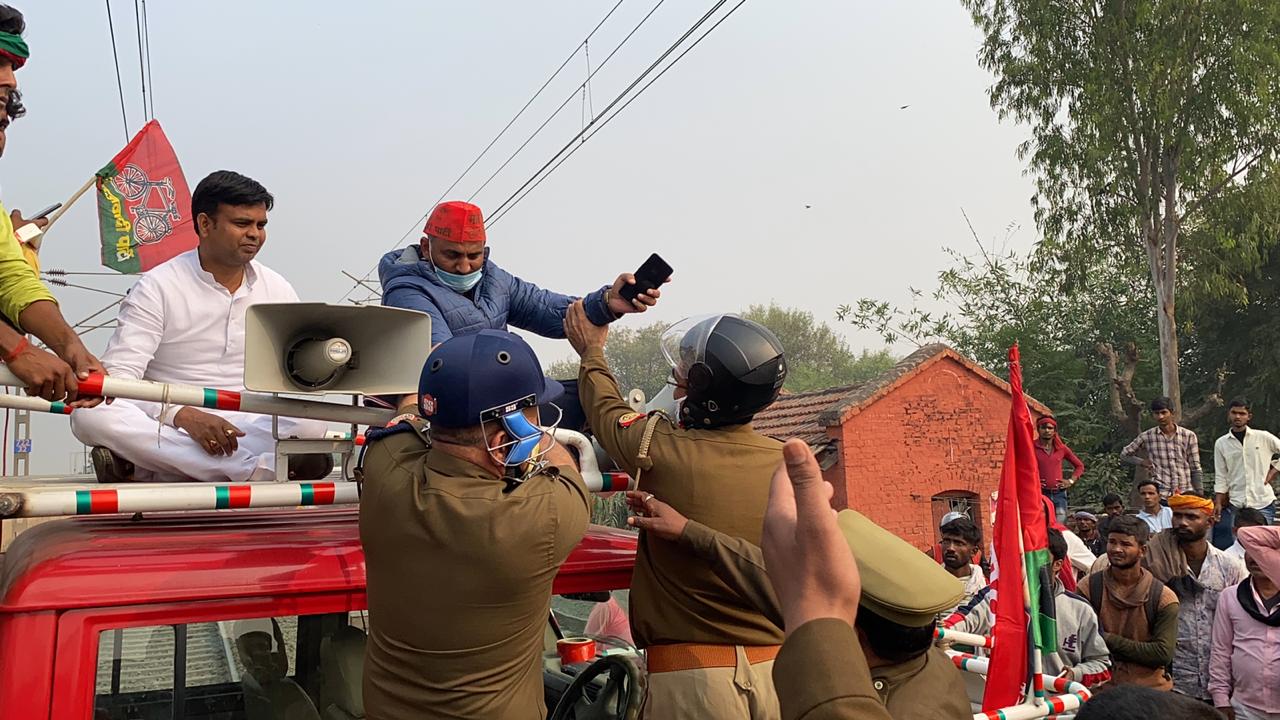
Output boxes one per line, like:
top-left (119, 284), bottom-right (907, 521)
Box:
top-left (0, 508), bottom-right (637, 613)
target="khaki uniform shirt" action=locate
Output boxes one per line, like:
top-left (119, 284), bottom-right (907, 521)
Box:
top-left (578, 347), bottom-right (784, 648)
top-left (359, 423), bottom-right (590, 720)
top-left (774, 619), bottom-right (893, 720)
top-left (680, 522), bottom-right (972, 720)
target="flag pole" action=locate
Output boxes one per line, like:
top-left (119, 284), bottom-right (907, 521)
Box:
top-left (31, 176), bottom-right (97, 249)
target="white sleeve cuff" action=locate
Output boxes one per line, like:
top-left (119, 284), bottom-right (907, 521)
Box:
top-left (159, 405), bottom-right (183, 428)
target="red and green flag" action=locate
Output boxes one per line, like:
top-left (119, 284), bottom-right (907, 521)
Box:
top-left (982, 344), bottom-right (1057, 711)
top-left (95, 120), bottom-right (198, 274)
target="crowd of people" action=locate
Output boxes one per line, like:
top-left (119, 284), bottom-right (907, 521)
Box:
top-left (929, 396), bottom-right (1280, 719)
top-left (1, 4), bottom-right (1278, 719)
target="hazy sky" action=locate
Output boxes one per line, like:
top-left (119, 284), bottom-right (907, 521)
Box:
top-left (5, 0), bottom-right (1038, 473)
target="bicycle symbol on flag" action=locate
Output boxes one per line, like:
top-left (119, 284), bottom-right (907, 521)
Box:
top-left (112, 163), bottom-right (183, 245)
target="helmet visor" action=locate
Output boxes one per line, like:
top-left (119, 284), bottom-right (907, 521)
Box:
top-left (660, 314), bottom-right (734, 380)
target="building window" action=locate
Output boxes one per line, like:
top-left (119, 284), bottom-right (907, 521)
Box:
top-left (94, 612), bottom-right (365, 720)
top-left (931, 490), bottom-right (980, 531)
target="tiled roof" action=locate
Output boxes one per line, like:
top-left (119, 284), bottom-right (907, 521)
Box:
top-left (755, 343), bottom-right (1050, 448)
top-left (753, 383), bottom-right (865, 447)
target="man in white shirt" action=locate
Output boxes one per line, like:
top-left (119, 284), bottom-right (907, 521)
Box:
top-left (939, 516), bottom-right (987, 612)
top-left (71, 171), bottom-right (328, 482)
top-left (1224, 507), bottom-right (1269, 562)
top-left (1212, 399), bottom-right (1280, 549)
top-left (1136, 479), bottom-right (1173, 532)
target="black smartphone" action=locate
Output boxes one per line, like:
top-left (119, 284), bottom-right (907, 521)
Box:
top-left (618, 253), bottom-right (673, 302)
top-left (31, 203), bottom-right (62, 220)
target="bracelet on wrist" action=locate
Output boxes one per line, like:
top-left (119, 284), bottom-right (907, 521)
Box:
top-left (2, 336), bottom-right (30, 363)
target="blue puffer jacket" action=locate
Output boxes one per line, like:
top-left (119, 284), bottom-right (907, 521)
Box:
top-left (379, 245), bottom-right (615, 346)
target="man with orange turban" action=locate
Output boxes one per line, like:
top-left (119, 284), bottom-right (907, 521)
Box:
top-left (1163, 493), bottom-right (1247, 702)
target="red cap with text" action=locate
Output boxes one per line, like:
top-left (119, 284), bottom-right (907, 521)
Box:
top-left (424, 201), bottom-right (486, 244)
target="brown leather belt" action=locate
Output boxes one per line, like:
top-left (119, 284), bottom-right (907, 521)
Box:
top-left (646, 643), bottom-right (781, 673)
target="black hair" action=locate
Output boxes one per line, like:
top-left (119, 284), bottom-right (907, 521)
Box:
top-left (1235, 507), bottom-right (1269, 529)
top-left (1150, 396), bottom-right (1173, 413)
top-left (0, 5), bottom-right (25, 36)
top-left (1076, 684), bottom-right (1226, 720)
top-left (1046, 528), bottom-right (1068, 562)
top-left (940, 518), bottom-right (982, 547)
top-left (1137, 479), bottom-right (1160, 493)
top-left (190, 170), bottom-right (274, 229)
top-left (4, 88), bottom-right (23, 121)
top-left (1108, 514), bottom-right (1151, 545)
top-left (1102, 493), bottom-right (1123, 506)
top-left (1228, 397), bottom-right (1251, 412)
top-left (855, 607), bottom-right (935, 664)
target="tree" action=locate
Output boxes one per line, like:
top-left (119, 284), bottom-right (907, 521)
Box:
top-left (740, 304), bottom-right (896, 392)
top-left (962, 0), bottom-right (1280, 414)
top-left (544, 322), bottom-right (670, 399)
top-left (545, 304), bottom-right (896, 398)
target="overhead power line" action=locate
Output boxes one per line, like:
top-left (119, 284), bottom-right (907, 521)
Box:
top-left (463, 0), bottom-right (669, 206)
top-left (487, 0), bottom-right (751, 228)
top-left (133, 0), bottom-right (147, 122)
top-left (141, 0), bottom-right (154, 120)
top-left (104, 0), bottom-right (129, 140)
top-left (336, 0), bottom-right (633, 304)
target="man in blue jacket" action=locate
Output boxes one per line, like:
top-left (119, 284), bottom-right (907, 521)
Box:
top-left (379, 200), bottom-right (662, 426)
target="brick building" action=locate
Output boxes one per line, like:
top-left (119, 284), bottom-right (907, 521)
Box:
top-left (754, 343), bottom-right (1049, 551)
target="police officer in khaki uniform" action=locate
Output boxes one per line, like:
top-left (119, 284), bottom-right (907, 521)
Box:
top-left (625, 486), bottom-right (973, 719)
top-left (359, 329), bottom-right (590, 720)
top-left (565, 303), bottom-right (788, 719)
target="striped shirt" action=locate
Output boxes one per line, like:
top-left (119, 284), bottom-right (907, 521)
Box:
top-left (1122, 426), bottom-right (1203, 496)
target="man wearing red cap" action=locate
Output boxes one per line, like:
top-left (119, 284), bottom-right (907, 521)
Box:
top-left (379, 200), bottom-right (661, 424)
top-left (1035, 416), bottom-right (1085, 520)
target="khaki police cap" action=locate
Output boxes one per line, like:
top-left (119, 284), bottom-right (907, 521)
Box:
top-left (836, 509), bottom-right (965, 628)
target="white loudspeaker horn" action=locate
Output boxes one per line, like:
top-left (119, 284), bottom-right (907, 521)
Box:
top-left (243, 303), bottom-right (432, 395)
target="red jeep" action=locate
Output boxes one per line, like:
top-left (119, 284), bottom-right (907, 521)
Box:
top-left (0, 507), bottom-right (638, 719)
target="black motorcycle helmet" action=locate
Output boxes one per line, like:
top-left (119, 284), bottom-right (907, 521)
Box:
top-left (660, 314), bottom-right (787, 428)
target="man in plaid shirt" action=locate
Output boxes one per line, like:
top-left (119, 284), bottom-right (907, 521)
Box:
top-left (1121, 396), bottom-right (1204, 497)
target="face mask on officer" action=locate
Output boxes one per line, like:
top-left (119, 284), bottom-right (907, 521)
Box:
top-left (483, 405), bottom-right (559, 488)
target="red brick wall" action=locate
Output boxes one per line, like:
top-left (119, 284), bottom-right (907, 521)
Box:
top-left (828, 356), bottom-right (1034, 552)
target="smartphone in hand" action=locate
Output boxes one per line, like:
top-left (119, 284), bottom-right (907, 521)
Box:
top-left (31, 202), bottom-right (62, 220)
top-left (618, 253), bottom-right (673, 302)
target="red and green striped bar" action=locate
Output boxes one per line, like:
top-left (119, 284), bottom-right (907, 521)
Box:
top-left (202, 388), bottom-right (242, 411)
top-left (215, 485), bottom-right (253, 509)
top-left (74, 489), bottom-right (119, 515)
top-left (599, 472), bottom-right (631, 492)
top-left (299, 483), bottom-right (337, 506)
top-left (48, 402), bottom-right (71, 415)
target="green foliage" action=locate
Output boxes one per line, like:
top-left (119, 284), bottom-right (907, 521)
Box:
top-left (1069, 453), bottom-right (1134, 508)
top-left (1185, 166), bottom-right (1280, 433)
top-left (545, 304), bottom-right (897, 398)
top-left (838, 245), bottom-right (1160, 455)
top-left (544, 322), bottom-right (669, 399)
top-left (740, 304), bottom-right (897, 392)
top-left (961, 0), bottom-right (1280, 411)
top-left (591, 493), bottom-right (631, 530)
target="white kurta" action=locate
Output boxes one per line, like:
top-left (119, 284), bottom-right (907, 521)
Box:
top-left (70, 250), bottom-right (326, 482)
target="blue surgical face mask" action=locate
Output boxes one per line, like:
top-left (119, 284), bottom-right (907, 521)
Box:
top-left (426, 239), bottom-right (484, 292)
top-left (435, 265), bottom-right (484, 293)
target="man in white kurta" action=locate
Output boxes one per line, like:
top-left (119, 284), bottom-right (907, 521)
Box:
top-left (70, 171), bottom-right (326, 482)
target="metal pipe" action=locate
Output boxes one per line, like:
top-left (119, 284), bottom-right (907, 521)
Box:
top-left (945, 651), bottom-right (1091, 719)
top-left (0, 368), bottom-right (395, 426)
top-left (0, 481), bottom-right (359, 518)
top-left (934, 627), bottom-right (990, 648)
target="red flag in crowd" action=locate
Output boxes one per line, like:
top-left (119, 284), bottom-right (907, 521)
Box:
top-left (982, 344), bottom-right (1056, 711)
top-left (94, 120), bottom-right (198, 273)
